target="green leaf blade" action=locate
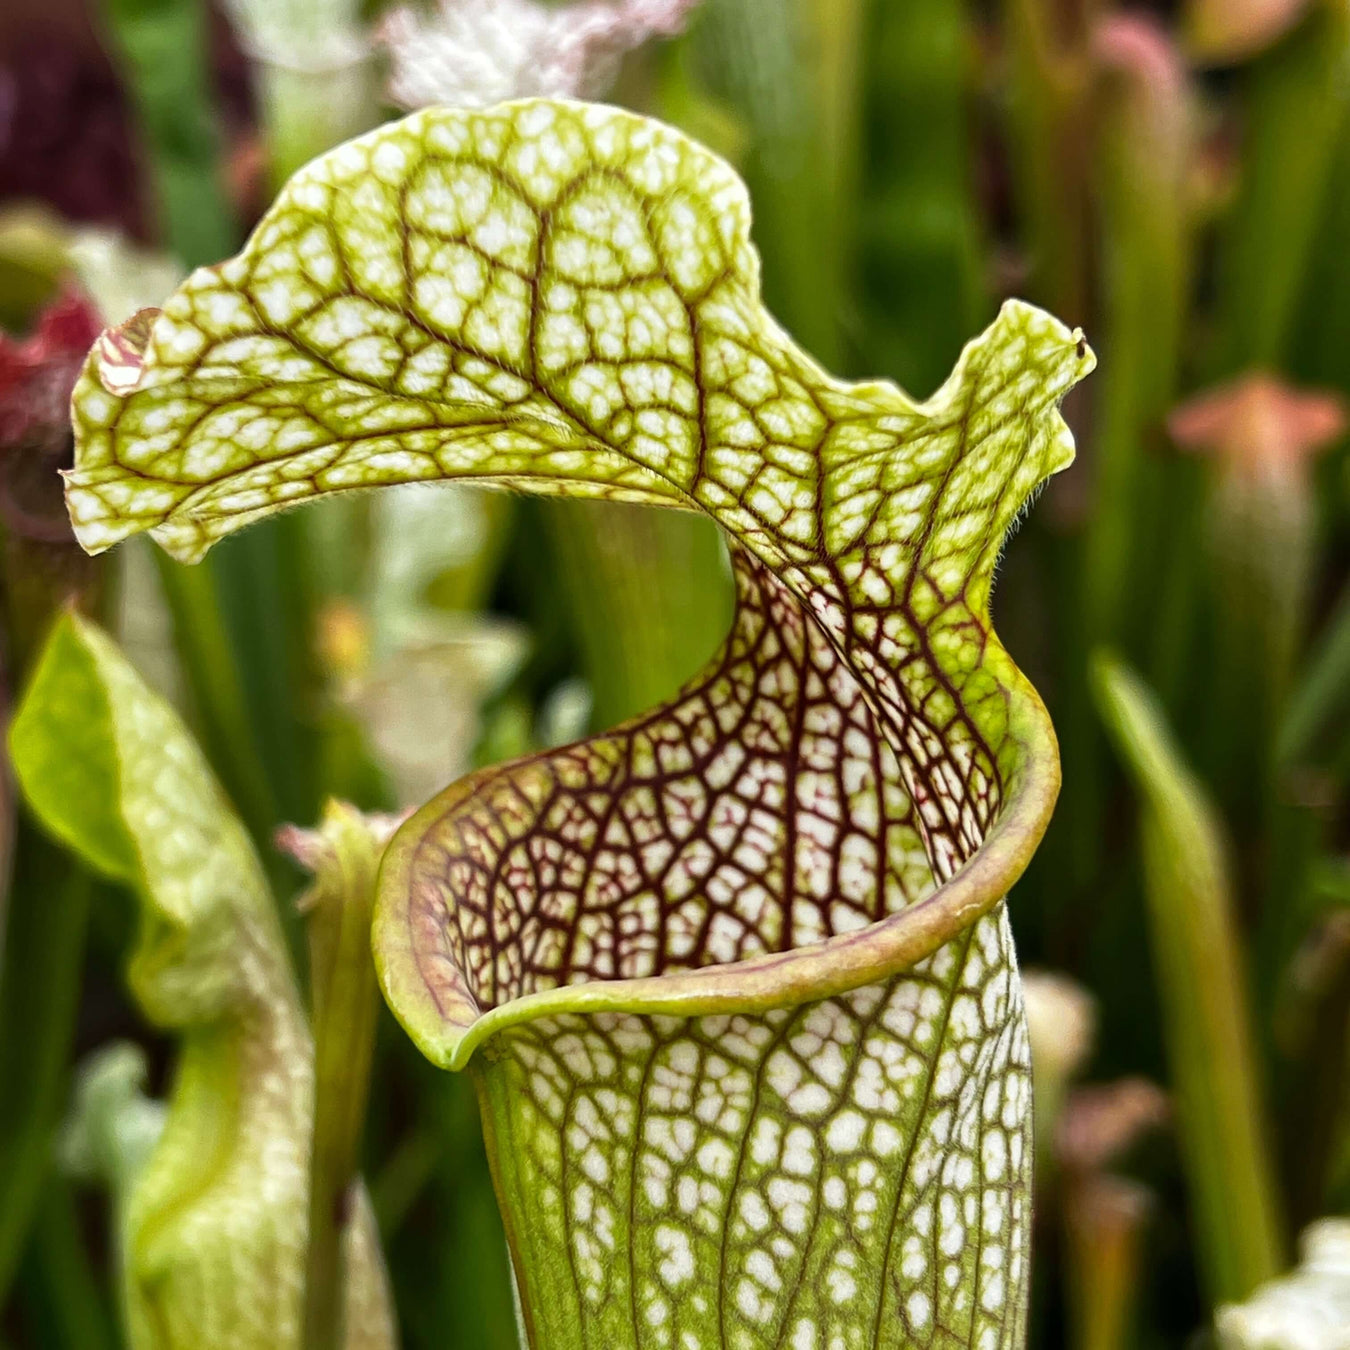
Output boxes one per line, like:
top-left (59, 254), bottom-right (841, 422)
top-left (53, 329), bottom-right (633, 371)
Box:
top-left (11, 617), bottom-right (396, 1349)
top-left (13, 611), bottom-right (278, 1023)
top-left (9, 615), bottom-right (137, 881)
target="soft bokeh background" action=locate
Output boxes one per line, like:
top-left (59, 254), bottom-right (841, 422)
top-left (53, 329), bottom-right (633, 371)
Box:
top-left (2, 0), bottom-right (1349, 1346)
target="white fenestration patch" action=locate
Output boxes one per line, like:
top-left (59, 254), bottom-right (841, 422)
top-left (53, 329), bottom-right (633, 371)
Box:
top-left (495, 911), bottom-right (1032, 1346)
top-left (656, 1226), bottom-right (695, 1288)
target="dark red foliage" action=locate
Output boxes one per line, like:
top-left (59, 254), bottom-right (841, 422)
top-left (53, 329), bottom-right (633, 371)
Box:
top-left (0, 24), bottom-right (148, 240)
top-left (0, 285), bottom-right (100, 543)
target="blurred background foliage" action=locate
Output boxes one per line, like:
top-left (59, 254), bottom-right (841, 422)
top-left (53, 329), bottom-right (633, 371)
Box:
top-left (1, 0), bottom-right (1349, 1346)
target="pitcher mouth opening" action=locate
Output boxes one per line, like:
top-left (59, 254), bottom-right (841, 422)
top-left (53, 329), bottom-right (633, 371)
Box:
top-left (372, 647), bottom-right (1058, 1074)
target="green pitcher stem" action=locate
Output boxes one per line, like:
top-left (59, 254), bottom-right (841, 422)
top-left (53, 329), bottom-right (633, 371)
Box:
top-left (1002, 0), bottom-right (1096, 324)
top-left (0, 844), bottom-right (94, 1307)
top-left (152, 551), bottom-right (280, 851)
top-left (285, 802), bottom-right (397, 1350)
top-left (695, 0), bottom-right (859, 366)
top-left (1093, 653), bottom-right (1284, 1303)
top-left (1063, 1175), bottom-right (1151, 1350)
top-left (258, 58), bottom-right (381, 193)
top-left (540, 499), bottom-right (731, 730)
top-left (1211, 0), bottom-right (1350, 374)
top-left (1277, 577), bottom-right (1350, 768)
top-left (102, 0), bottom-right (239, 269)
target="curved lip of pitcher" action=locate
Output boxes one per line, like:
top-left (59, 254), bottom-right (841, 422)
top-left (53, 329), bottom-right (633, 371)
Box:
top-left (372, 657), bottom-right (1058, 1073)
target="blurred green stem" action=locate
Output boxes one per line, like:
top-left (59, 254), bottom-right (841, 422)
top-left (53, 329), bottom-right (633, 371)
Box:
top-left (540, 501), bottom-right (731, 730)
top-left (1002, 0), bottom-right (1097, 325)
top-left (1277, 577), bottom-right (1350, 769)
top-left (368, 1127), bottom-right (439, 1238)
top-left (1082, 22), bottom-right (1192, 651)
top-left (1063, 1176), bottom-right (1151, 1350)
top-left (813, 0), bottom-right (864, 295)
top-left (260, 61), bottom-right (378, 190)
top-left (21, 1179), bottom-right (118, 1350)
top-left (250, 27), bottom-right (380, 825)
top-left (0, 834), bottom-right (94, 1309)
top-left (1093, 653), bottom-right (1284, 1304)
top-left (99, 0), bottom-right (238, 266)
top-left (698, 0), bottom-right (862, 365)
top-left (213, 520), bottom-right (320, 828)
top-left (289, 802), bottom-right (389, 1350)
top-left (1213, 0), bottom-right (1350, 372)
top-left (153, 553), bottom-right (279, 851)
top-left (1066, 16), bottom-right (1194, 897)
top-left (857, 0), bottom-right (984, 396)
top-left (1291, 114), bottom-right (1350, 393)
top-left (1278, 906), bottom-right (1350, 1222)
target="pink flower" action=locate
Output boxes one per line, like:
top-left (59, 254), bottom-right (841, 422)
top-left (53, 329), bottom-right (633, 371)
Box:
top-left (1168, 373), bottom-right (1346, 487)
